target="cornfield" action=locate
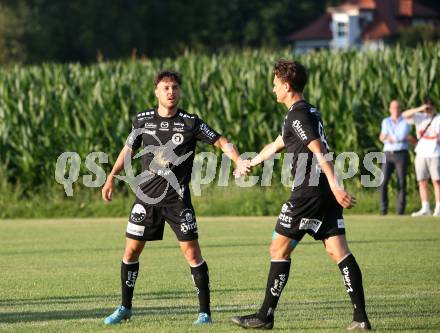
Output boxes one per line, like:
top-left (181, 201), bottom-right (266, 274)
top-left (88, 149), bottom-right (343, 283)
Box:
top-left (0, 45), bottom-right (438, 189)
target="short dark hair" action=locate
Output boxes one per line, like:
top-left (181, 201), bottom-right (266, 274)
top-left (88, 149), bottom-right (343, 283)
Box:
top-left (154, 70), bottom-right (182, 87)
top-left (273, 59), bottom-right (307, 92)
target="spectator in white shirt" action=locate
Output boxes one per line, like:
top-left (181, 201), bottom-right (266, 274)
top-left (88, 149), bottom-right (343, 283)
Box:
top-left (403, 97), bottom-right (440, 216)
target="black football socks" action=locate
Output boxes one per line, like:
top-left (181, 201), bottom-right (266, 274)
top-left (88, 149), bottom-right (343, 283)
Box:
top-left (338, 254), bottom-right (368, 322)
top-left (258, 259), bottom-right (291, 320)
top-left (121, 260), bottom-right (139, 309)
top-left (190, 261), bottom-right (211, 315)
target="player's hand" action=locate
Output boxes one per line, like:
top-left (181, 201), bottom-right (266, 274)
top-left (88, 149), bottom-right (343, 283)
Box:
top-left (332, 187), bottom-right (356, 209)
top-left (102, 176), bottom-right (114, 202)
top-left (233, 159), bottom-right (251, 178)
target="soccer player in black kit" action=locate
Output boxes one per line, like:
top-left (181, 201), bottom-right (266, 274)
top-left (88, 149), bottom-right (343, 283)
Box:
top-left (231, 60), bottom-right (371, 331)
top-left (101, 70), bottom-right (248, 325)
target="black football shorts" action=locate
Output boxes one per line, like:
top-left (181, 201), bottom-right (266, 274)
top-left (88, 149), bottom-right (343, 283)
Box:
top-left (274, 194), bottom-right (345, 242)
top-left (125, 197), bottom-right (198, 242)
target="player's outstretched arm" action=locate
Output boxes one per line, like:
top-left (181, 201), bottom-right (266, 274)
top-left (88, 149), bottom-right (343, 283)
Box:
top-left (214, 136), bottom-right (250, 176)
top-left (402, 104), bottom-right (429, 120)
top-left (250, 135), bottom-right (285, 167)
top-left (307, 139), bottom-right (356, 209)
top-left (102, 145), bottom-right (134, 202)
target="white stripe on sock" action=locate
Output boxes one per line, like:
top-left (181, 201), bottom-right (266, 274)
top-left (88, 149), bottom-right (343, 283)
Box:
top-left (337, 252), bottom-right (352, 265)
top-left (190, 260), bottom-right (205, 268)
top-left (122, 259), bottom-right (139, 265)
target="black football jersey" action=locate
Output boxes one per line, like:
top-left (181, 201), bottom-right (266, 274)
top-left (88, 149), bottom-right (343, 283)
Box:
top-left (126, 108), bottom-right (221, 205)
top-left (281, 100), bottom-right (331, 198)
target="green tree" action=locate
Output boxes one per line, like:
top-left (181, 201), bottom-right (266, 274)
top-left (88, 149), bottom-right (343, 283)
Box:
top-left (0, 3), bottom-right (29, 65)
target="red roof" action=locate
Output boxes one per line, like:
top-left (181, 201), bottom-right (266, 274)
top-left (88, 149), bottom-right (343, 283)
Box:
top-left (288, 0), bottom-right (439, 42)
top-left (356, 0), bottom-right (377, 9)
top-left (362, 20), bottom-right (393, 40)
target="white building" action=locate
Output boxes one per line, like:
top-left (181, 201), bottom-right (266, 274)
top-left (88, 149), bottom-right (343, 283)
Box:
top-left (287, 0), bottom-right (439, 53)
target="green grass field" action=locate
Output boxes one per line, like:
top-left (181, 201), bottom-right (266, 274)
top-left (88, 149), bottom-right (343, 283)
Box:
top-left (0, 216), bottom-right (439, 332)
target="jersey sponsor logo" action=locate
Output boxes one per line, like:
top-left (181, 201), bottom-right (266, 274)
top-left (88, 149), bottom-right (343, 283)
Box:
top-left (180, 208), bottom-right (197, 234)
top-left (337, 218), bottom-right (345, 229)
top-left (281, 202), bottom-right (293, 213)
top-left (126, 270), bottom-right (138, 288)
top-left (299, 218), bottom-right (322, 233)
top-left (181, 208), bottom-right (194, 222)
top-left (174, 122), bottom-right (185, 126)
top-left (180, 219), bottom-right (197, 234)
top-left (145, 130), bottom-right (156, 135)
top-left (131, 204), bottom-right (146, 222)
top-left (126, 222), bottom-right (145, 236)
top-left (172, 127), bottom-right (185, 132)
top-left (199, 123), bottom-right (216, 139)
top-left (278, 213), bottom-right (293, 228)
top-left (144, 122), bottom-right (157, 129)
top-left (342, 266), bottom-right (354, 292)
top-left (172, 133), bottom-right (184, 145)
top-left (292, 120), bottom-right (308, 141)
top-left (270, 274), bottom-right (287, 297)
top-left (179, 112), bottom-right (195, 119)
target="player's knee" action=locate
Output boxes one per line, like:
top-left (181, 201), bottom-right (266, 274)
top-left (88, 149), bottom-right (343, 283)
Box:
top-left (325, 247), bottom-right (349, 263)
top-left (123, 247), bottom-right (142, 262)
top-left (325, 248), bottom-right (338, 262)
top-left (269, 244), bottom-right (290, 260)
top-left (182, 246), bottom-right (202, 264)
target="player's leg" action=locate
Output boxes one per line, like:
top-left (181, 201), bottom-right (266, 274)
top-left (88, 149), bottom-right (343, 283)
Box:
top-left (379, 152), bottom-right (394, 215)
top-left (231, 232), bottom-right (296, 329)
top-left (121, 238), bottom-right (145, 309)
top-left (323, 235), bottom-right (370, 331)
top-left (105, 201), bottom-right (162, 324)
top-left (163, 203), bottom-right (211, 324)
top-left (179, 239), bottom-right (212, 324)
top-left (232, 198), bottom-right (317, 329)
top-left (104, 238), bottom-right (145, 324)
top-left (259, 232), bottom-right (295, 319)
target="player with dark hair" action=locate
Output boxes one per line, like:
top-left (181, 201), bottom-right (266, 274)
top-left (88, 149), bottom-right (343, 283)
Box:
top-left (231, 60), bottom-right (371, 331)
top-left (102, 70), bottom-right (248, 325)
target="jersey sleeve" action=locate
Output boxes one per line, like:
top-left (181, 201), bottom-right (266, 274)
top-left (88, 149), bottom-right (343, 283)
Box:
top-left (125, 116), bottom-right (143, 150)
top-left (279, 115), bottom-right (287, 137)
top-left (193, 117), bottom-right (221, 145)
top-left (288, 109), bottom-right (320, 146)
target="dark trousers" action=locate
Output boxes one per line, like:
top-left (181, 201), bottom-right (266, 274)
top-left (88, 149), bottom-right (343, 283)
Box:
top-left (380, 150), bottom-right (409, 215)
